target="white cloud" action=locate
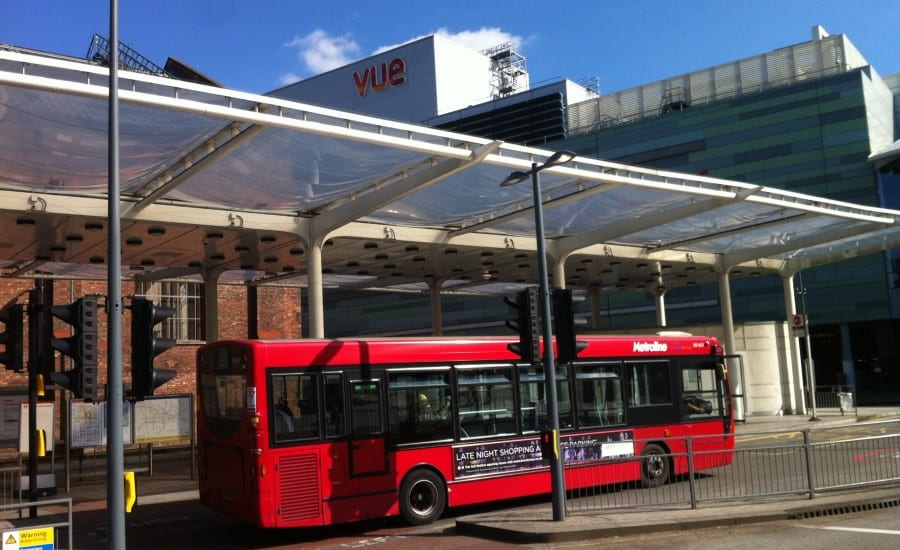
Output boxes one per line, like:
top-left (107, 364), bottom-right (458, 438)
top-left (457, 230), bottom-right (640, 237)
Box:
top-left (278, 72), bottom-right (301, 87)
top-left (374, 27), bottom-right (522, 55)
top-left (284, 29), bottom-right (361, 74)
top-left (284, 27), bottom-right (522, 79)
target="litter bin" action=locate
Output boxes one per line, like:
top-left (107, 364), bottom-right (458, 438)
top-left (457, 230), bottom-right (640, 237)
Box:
top-left (836, 392), bottom-right (853, 415)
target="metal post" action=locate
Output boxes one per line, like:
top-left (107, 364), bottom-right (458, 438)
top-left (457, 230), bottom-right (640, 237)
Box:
top-left (501, 151), bottom-right (575, 522)
top-left (530, 164), bottom-right (566, 521)
top-left (686, 436), bottom-right (697, 509)
top-left (797, 272), bottom-right (819, 421)
top-left (107, 1), bottom-right (127, 547)
top-left (802, 428), bottom-right (816, 499)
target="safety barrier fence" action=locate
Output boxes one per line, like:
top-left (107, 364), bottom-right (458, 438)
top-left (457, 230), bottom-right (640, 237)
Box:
top-left (0, 497), bottom-right (73, 549)
top-left (566, 418), bottom-right (900, 514)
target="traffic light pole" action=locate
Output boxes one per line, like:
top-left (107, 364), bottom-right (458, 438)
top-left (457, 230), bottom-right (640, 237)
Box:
top-left (26, 281), bottom-right (52, 518)
top-left (106, 2), bottom-right (126, 548)
top-left (529, 164), bottom-right (567, 522)
top-left (501, 152), bottom-right (575, 522)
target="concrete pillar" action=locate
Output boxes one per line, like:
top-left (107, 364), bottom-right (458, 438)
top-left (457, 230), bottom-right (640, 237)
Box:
top-left (655, 289), bottom-right (667, 327)
top-left (553, 256), bottom-right (566, 290)
top-left (429, 280), bottom-right (443, 336)
top-left (202, 268), bottom-right (222, 342)
top-left (839, 323), bottom-right (856, 390)
top-left (307, 242), bottom-right (325, 338)
top-left (717, 270), bottom-right (737, 356)
top-left (589, 286), bottom-right (602, 330)
top-left (782, 274), bottom-right (806, 414)
top-left (247, 285), bottom-right (258, 339)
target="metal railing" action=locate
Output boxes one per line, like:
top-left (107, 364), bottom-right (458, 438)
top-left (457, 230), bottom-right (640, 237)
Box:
top-left (0, 497), bottom-right (73, 549)
top-left (814, 385), bottom-right (856, 416)
top-left (565, 419), bottom-right (900, 514)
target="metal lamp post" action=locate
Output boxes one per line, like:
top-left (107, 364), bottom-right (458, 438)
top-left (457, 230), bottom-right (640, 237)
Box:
top-left (796, 272), bottom-right (819, 421)
top-left (501, 150), bottom-right (576, 521)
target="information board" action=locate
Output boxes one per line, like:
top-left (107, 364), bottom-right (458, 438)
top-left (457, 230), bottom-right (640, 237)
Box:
top-left (18, 403), bottom-right (54, 455)
top-left (69, 400), bottom-right (132, 449)
top-left (0, 392), bottom-right (27, 445)
top-left (133, 395), bottom-right (192, 443)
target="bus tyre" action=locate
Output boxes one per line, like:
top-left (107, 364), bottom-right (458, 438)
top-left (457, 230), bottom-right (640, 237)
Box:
top-left (399, 469), bottom-right (446, 525)
top-left (640, 443), bottom-right (670, 488)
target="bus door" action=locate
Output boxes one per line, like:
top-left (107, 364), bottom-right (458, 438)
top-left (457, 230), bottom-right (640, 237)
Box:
top-left (348, 380), bottom-right (388, 476)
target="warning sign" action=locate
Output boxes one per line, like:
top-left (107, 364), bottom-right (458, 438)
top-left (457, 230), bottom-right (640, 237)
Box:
top-left (2, 527), bottom-right (54, 550)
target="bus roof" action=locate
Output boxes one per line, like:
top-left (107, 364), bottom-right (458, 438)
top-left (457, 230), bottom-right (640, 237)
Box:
top-left (201, 334), bottom-right (721, 368)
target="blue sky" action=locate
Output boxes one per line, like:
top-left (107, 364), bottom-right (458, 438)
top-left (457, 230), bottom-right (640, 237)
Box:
top-left (2, 1), bottom-right (898, 95)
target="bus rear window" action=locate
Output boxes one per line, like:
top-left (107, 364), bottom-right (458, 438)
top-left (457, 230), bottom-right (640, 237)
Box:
top-left (199, 346), bottom-right (248, 438)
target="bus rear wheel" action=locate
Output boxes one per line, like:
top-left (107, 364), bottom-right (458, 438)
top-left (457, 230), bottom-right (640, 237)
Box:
top-left (640, 443), bottom-right (670, 488)
top-left (399, 469), bottom-right (446, 525)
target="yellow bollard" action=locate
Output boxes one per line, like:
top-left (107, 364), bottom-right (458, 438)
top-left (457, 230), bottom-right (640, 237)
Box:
top-left (36, 374), bottom-right (45, 397)
top-left (124, 471), bottom-right (137, 512)
top-left (35, 429), bottom-right (46, 457)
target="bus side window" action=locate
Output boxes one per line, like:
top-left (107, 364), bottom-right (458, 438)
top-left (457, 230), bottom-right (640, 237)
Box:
top-left (325, 373), bottom-right (345, 438)
top-left (628, 361), bottom-right (672, 406)
top-left (270, 372), bottom-right (319, 442)
top-left (574, 363), bottom-right (623, 428)
top-left (350, 381), bottom-right (383, 436)
top-left (458, 367), bottom-right (515, 439)
top-left (387, 371), bottom-right (452, 444)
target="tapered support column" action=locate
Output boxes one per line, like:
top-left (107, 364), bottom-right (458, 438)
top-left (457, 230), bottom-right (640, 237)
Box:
top-left (307, 242), bottom-right (325, 338)
top-left (782, 274), bottom-right (806, 414)
top-left (717, 270), bottom-right (737, 356)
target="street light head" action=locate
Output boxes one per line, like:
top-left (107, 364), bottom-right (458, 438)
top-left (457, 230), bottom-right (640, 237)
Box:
top-left (500, 171), bottom-right (531, 187)
top-left (545, 150), bottom-right (576, 167)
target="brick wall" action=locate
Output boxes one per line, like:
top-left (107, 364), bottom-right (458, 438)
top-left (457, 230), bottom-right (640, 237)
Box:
top-left (0, 279), bottom-right (303, 399)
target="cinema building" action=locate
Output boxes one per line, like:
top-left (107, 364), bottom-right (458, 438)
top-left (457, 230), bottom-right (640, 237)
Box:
top-left (273, 27), bottom-right (900, 405)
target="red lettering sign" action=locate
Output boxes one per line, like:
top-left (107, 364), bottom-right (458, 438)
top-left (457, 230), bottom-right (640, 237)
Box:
top-left (353, 58), bottom-right (407, 96)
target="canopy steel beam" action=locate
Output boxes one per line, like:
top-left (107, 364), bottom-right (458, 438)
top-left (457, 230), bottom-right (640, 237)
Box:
top-left (124, 119), bottom-right (267, 217)
top-left (722, 222), bottom-right (889, 268)
top-left (651, 212), bottom-right (812, 253)
top-left (311, 141), bottom-right (501, 237)
top-left (554, 186), bottom-right (762, 259)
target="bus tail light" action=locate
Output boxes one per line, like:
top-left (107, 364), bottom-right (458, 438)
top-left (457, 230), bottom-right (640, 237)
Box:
top-left (249, 412), bottom-right (262, 455)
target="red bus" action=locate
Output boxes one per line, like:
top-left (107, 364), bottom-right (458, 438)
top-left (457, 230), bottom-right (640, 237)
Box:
top-left (197, 335), bottom-right (734, 527)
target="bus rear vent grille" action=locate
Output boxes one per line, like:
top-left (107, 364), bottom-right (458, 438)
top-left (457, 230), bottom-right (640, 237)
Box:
top-left (278, 453), bottom-right (320, 522)
top-left (788, 497), bottom-right (900, 520)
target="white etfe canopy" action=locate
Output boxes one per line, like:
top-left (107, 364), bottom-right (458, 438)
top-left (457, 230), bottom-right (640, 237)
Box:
top-left (1, 47), bottom-right (899, 324)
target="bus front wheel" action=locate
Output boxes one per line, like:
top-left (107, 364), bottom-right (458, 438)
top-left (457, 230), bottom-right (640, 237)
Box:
top-left (399, 469), bottom-right (446, 525)
top-left (640, 443), bottom-right (670, 488)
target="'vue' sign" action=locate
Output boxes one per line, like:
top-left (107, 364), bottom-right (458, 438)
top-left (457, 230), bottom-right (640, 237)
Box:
top-left (353, 58), bottom-right (407, 96)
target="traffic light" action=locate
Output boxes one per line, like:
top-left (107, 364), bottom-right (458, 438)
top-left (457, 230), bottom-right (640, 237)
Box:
top-left (505, 287), bottom-right (540, 363)
top-left (0, 303), bottom-right (24, 372)
top-left (539, 428), bottom-right (557, 463)
top-left (49, 296), bottom-right (100, 401)
top-left (130, 297), bottom-right (176, 400)
top-left (552, 288), bottom-right (587, 364)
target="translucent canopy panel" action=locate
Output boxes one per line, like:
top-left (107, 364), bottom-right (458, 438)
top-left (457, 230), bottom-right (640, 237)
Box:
top-left (2, 47), bottom-right (900, 293)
